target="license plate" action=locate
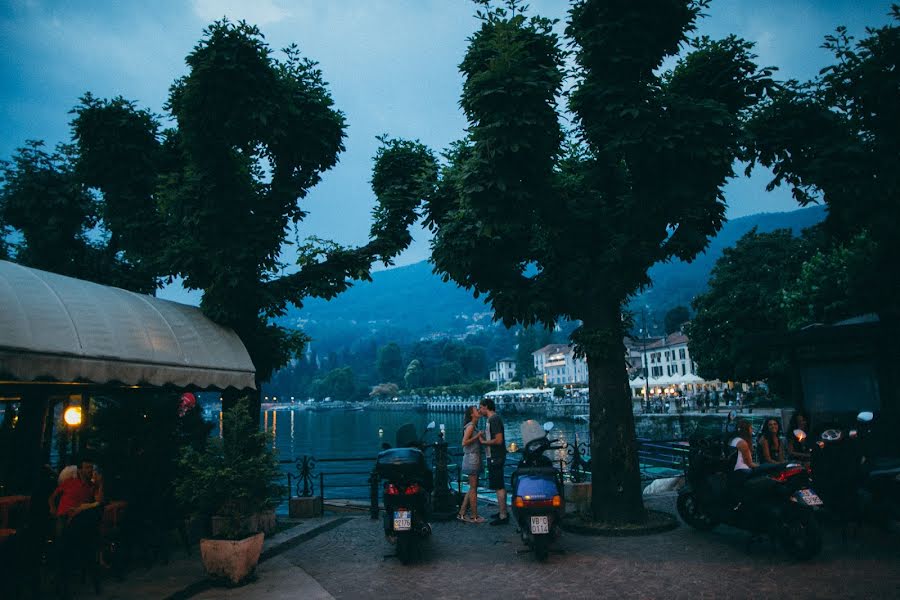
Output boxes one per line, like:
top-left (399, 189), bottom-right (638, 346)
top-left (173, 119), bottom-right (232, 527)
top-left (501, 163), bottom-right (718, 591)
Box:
top-left (530, 515), bottom-right (549, 534)
top-left (796, 489), bottom-right (823, 506)
top-left (393, 510), bottom-right (411, 531)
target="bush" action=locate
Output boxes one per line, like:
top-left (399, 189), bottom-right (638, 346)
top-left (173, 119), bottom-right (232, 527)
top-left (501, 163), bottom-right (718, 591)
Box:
top-left (174, 399), bottom-right (283, 539)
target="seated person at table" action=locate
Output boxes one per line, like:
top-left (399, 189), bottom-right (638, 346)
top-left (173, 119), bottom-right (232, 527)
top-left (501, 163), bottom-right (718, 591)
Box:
top-left (49, 459), bottom-right (104, 523)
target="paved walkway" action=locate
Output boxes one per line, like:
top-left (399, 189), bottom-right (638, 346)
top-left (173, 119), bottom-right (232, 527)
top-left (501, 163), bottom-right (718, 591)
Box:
top-left (59, 495), bottom-right (900, 600)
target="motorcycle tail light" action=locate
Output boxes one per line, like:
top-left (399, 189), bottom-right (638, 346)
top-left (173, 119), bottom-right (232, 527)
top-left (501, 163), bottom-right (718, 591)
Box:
top-left (384, 483), bottom-right (400, 495)
top-left (404, 483), bottom-right (421, 495)
top-left (770, 466), bottom-right (806, 483)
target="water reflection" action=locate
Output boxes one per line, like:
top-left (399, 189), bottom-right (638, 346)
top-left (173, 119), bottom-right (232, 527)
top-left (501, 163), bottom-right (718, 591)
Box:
top-left (256, 408), bottom-right (589, 461)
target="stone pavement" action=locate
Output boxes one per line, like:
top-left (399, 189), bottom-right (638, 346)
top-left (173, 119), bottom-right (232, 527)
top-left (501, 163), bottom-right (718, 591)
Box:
top-left (60, 495), bottom-right (900, 599)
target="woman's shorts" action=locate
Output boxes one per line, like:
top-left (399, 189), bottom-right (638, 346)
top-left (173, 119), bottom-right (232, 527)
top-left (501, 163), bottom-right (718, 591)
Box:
top-left (462, 455), bottom-right (481, 477)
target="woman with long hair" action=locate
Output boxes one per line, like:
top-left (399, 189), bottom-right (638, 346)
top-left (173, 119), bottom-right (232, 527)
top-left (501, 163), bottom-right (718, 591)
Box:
top-left (757, 418), bottom-right (785, 464)
top-left (457, 405), bottom-right (485, 523)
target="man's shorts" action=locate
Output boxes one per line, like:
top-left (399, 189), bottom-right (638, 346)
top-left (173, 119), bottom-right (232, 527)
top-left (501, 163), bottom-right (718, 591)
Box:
top-left (487, 459), bottom-right (505, 490)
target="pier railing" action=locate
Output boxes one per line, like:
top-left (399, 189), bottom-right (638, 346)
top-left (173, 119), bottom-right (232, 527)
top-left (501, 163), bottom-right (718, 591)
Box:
top-left (279, 437), bottom-right (689, 509)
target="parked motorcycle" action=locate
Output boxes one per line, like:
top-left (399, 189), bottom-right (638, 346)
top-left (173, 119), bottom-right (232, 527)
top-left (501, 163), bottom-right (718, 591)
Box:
top-left (509, 420), bottom-right (565, 561)
top-left (677, 435), bottom-right (823, 560)
top-left (808, 411), bottom-right (900, 529)
top-left (375, 422), bottom-right (435, 564)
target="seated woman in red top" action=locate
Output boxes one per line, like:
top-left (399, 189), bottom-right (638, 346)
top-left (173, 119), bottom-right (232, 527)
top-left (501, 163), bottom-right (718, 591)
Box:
top-left (49, 460), bottom-right (103, 520)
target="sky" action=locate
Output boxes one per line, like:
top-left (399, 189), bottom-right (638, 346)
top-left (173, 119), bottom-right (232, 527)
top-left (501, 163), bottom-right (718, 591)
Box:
top-left (0, 0), bottom-right (893, 303)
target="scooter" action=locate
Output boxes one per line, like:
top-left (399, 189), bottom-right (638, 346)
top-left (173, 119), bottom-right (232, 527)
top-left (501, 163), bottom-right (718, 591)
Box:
top-left (375, 422), bottom-right (435, 564)
top-left (808, 411), bottom-right (900, 529)
top-left (677, 435), bottom-right (823, 560)
top-left (509, 420), bottom-right (565, 561)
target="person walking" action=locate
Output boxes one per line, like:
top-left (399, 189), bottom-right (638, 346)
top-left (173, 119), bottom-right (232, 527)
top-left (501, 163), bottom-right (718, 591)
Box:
top-left (479, 398), bottom-right (508, 525)
top-left (457, 406), bottom-right (485, 523)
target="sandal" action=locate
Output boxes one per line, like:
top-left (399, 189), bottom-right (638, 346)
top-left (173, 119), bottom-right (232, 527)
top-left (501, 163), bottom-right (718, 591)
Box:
top-left (469, 516), bottom-right (486, 523)
top-left (456, 514), bottom-right (470, 522)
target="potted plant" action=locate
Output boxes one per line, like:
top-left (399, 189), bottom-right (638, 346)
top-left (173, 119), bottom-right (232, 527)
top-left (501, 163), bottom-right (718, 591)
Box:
top-left (174, 399), bottom-right (283, 584)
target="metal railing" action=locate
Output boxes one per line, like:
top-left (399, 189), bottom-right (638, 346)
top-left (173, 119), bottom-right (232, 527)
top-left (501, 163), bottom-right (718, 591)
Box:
top-left (279, 437), bottom-right (691, 512)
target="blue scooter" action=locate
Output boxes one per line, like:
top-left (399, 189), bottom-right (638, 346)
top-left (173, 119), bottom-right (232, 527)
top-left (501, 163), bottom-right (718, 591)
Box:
top-left (509, 420), bottom-right (565, 561)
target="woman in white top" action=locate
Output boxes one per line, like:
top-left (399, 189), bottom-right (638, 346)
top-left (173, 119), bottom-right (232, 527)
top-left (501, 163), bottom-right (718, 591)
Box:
top-left (731, 419), bottom-right (758, 472)
top-left (729, 420), bottom-right (764, 503)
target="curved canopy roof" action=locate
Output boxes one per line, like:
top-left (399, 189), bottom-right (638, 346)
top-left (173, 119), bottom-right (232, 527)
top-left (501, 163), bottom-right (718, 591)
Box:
top-left (0, 260), bottom-right (255, 390)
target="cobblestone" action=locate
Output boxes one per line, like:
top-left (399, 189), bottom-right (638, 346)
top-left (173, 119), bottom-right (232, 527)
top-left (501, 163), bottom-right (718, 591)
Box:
top-left (284, 495), bottom-right (900, 600)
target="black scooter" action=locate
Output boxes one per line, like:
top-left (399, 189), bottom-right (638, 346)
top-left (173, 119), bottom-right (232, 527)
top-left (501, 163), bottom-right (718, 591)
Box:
top-left (677, 435), bottom-right (823, 560)
top-left (808, 411), bottom-right (900, 529)
top-left (509, 420), bottom-right (565, 561)
top-left (375, 422), bottom-right (435, 564)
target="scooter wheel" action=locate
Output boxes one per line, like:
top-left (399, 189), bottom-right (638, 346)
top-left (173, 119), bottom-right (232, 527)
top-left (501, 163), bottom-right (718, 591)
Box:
top-left (396, 535), bottom-right (415, 565)
top-left (533, 536), bottom-right (549, 561)
top-left (677, 491), bottom-right (718, 531)
top-left (780, 511), bottom-right (822, 560)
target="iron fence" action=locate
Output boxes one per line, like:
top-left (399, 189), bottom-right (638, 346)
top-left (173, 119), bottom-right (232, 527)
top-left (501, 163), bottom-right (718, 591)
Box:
top-left (279, 437), bottom-right (690, 509)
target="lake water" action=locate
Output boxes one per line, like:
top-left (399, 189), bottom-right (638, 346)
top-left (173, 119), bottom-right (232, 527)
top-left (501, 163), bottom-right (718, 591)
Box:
top-left (243, 406), bottom-right (592, 502)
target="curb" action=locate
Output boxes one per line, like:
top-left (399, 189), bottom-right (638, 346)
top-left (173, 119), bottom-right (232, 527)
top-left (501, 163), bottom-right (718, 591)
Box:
top-left (560, 509), bottom-right (679, 537)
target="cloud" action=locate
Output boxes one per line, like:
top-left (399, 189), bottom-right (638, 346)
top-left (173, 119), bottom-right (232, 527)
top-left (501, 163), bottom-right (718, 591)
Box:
top-left (191, 0), bottom-right (293, 25)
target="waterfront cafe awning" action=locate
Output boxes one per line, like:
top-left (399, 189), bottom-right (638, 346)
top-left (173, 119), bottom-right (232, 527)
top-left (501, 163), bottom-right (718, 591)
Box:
top-left (0, 260), bottom-right (256, 391)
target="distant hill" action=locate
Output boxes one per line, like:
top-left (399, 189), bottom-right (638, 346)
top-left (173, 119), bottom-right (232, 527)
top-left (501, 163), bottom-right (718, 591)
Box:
top-left (632, 205), bottom-right (828, 317)
top-left (281, 205), bottom-right (826, 353)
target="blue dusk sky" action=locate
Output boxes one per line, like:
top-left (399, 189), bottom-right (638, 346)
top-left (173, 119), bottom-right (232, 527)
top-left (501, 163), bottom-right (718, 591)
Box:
top-left (0, 1), bottom-right (893, 303)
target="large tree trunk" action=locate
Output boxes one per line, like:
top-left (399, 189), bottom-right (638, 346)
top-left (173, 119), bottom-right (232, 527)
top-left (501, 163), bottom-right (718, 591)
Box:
top-left (584, 305), bottom-right (646, 524)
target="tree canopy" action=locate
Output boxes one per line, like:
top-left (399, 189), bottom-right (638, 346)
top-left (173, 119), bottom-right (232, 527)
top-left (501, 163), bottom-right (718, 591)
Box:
top-left (2, 20), bottom-right (431, 390)
top-left (375, 0), bottom-right (773, 524)
top-left (686, 228), bottom-right (816, 389)
top-left (747, 6), bottom-right (899, 325)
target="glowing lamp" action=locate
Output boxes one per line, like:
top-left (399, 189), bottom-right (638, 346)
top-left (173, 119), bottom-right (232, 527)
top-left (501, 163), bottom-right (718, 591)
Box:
top-left (64, 406), bottom-right (82, 427)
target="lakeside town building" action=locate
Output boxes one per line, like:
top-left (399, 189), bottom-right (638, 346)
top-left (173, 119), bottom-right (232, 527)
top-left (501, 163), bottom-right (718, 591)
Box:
top-left (489, 358), bottom-right (517, 384)
top-left (530, 332), bottom-right (722, 398)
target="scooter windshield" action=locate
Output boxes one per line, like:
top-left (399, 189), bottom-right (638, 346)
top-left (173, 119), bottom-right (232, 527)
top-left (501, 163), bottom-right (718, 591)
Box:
top-left (520, 420), bottom-right (546, 446)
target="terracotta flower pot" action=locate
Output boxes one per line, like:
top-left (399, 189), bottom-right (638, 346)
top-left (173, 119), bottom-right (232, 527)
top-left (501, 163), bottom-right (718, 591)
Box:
top-left (199, 532), bottom-right (265, 585)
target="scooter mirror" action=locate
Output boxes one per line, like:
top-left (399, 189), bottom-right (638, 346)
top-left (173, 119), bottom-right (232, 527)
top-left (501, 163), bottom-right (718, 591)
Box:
top-left (426, 421), bottom-right (436, 430)
top-left (793, 429), bottom-right (806, 442)
top-left (857, 411), bottom-right (874, 423)
top-left (543, 421), bottom-right (555, 432)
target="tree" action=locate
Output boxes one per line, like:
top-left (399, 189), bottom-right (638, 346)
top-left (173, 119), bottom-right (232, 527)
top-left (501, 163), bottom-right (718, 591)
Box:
top-left (370, 382), bottom-right (400, 399)
top-left (664, 306), bottom-right (690, 335)
top-left (747, 7), bottom-right (899, 326)
top-left (686, 228), bottom-right (815, 390)
top-left (0, 141), bottom-right (157, 292)
top-left (376, 343), bottom-right (404, 384)
top-left (376, 0), bottom-right (772, 523)
top-left (403, 359), bottom-right (424, 389)
top-left (514, 326), bottom-right (547, 381)
top-left (63, 21), bottom-right (432, 402)
top-left (781, 231), bottom-right (877, 329)
top-left (747, 7), bottom-right (900, 431)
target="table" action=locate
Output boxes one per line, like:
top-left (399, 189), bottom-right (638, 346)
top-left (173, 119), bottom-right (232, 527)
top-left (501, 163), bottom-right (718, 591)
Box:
top-left (0, 495), bottom-right (29, 529)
